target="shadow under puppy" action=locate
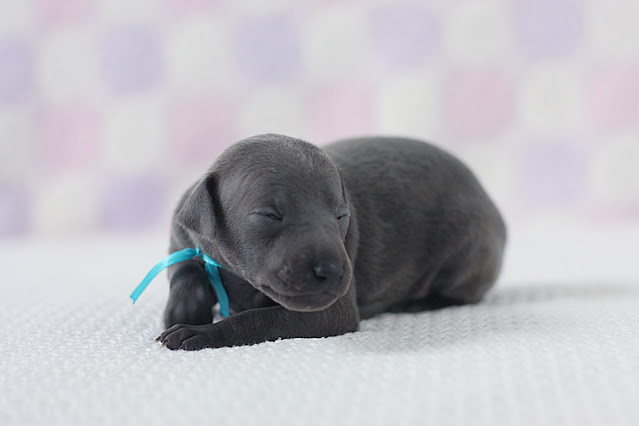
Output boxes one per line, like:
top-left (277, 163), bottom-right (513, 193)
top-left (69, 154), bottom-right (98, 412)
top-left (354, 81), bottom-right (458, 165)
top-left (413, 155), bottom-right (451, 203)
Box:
top-left (157, 134), bottom-right (506, 350)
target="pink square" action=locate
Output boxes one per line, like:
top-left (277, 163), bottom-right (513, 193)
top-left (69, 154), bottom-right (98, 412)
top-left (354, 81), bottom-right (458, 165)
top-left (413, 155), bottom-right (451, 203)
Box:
top-left (590, 65), bottom-right (639, 131)
top-left (442, 70), bottom-right (515, 140)
top-left (309, 81), bottom-right (376, 143)
top-left (167, 95), bottom-right (238, 166)
top-left (588, 205), bottom-right (639, 226)
top-left (36, 0), bottom-right (94, 27)
top-left (38, 106), bottom-right (100, 171)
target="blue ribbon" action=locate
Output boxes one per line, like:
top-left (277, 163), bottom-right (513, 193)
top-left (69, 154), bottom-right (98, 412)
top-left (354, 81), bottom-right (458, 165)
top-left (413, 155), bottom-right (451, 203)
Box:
top-left (131, 247), bottom-right (230, 317)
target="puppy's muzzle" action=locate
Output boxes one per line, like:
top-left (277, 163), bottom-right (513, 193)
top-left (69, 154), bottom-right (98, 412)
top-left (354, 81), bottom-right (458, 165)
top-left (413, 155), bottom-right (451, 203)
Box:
top-left (275, 252), bottom-right (348, 295)
top-left (261, 250), bottom-right (351, 311)
top-left (311, 259), bottom-right (344, 285)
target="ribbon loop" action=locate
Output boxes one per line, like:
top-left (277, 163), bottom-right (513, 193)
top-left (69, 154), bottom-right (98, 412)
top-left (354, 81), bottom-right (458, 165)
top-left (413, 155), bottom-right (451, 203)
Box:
top-left (131, 247), bottom-right (230, 317)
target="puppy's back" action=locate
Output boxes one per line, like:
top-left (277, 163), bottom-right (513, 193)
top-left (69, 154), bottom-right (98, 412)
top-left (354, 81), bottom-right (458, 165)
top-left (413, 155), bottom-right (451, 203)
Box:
top-left (323, 136), bottom-right (507, 315)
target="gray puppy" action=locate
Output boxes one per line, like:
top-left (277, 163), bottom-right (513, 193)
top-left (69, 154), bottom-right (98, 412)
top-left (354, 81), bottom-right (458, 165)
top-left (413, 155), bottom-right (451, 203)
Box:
top-left (157, 134), bottom-right (506, 350)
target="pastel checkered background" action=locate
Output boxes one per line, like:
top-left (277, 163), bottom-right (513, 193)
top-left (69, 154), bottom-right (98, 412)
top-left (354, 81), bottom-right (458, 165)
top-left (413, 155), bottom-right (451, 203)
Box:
top-left (1, 0), bottom-right (638, 237)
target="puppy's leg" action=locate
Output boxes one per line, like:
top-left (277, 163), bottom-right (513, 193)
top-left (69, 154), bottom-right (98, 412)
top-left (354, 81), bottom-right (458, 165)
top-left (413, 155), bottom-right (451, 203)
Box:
top-left (411, 243), bottom-right (502, 312)
top-left (163, 260), bottom-right (216, 328)
top-left (157, 288), bottom-right (359, 350)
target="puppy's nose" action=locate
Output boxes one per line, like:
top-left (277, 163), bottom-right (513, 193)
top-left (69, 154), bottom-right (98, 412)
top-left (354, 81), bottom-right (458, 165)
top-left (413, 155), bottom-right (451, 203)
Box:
top-left (312, 261), bottom-right (343, 283)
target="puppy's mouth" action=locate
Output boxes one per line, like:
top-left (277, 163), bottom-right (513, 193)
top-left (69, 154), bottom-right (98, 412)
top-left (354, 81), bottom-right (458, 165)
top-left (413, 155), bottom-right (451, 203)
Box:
top-left (258, 283), bottom-right (341, 312)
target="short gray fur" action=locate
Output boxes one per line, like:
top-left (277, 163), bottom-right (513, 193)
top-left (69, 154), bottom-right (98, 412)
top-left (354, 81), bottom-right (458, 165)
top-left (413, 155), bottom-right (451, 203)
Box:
top-left (157, 134), bottom-right (507, 350)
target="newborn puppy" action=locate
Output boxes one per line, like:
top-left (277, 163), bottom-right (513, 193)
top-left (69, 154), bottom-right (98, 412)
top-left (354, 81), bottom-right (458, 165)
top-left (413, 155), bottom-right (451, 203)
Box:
top-left (158, 134), bottom-right (506, 350)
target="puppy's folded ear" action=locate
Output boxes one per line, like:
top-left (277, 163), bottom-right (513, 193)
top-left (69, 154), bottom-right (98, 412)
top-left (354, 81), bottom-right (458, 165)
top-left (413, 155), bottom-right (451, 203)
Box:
top-left (175, 175), bottom-right (217, 240)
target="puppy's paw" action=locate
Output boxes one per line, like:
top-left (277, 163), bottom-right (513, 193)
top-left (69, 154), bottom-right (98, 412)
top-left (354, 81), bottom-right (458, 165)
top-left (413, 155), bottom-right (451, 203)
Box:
top-left (156, 324), bottom-right (214, 351)
top-left (163, 283), bottom-right (215, 328)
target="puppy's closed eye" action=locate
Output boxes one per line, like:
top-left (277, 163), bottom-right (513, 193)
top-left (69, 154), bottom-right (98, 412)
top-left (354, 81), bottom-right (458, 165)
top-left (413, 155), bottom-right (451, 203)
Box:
top-left (337, 208), bottom-right (350, 220)
top-left (251, 208), bottom-right (283, 222)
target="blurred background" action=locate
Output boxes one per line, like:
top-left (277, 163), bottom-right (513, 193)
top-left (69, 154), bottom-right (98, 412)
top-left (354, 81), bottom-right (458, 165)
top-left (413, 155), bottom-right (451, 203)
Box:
top-left (1, 0), bottom-right (638, 239)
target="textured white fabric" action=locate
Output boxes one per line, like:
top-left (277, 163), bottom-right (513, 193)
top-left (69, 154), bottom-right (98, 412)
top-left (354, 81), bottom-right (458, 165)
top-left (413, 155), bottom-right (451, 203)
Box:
top-left (1, 233), bottom-right (638, 426)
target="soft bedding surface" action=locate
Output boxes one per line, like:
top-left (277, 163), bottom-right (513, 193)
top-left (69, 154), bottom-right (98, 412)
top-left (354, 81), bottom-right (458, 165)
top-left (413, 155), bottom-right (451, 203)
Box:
top-left (1, 229), bottom-right (638, 426)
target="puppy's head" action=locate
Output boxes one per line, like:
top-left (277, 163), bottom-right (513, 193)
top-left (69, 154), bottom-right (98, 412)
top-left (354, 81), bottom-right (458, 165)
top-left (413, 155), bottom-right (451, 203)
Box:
top-left (175, 134), bottom-right (353, 311)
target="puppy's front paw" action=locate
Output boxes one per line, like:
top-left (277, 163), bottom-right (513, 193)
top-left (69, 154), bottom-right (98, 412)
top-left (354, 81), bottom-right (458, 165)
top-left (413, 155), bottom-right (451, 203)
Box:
top-left (163, 283), bottom-right (215, 328)
top-left (156, 324), bottom-right (214, 351)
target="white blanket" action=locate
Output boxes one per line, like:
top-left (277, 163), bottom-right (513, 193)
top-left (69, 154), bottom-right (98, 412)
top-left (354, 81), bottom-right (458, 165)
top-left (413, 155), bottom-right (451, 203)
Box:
top-left (1, 230), bottom-right (638, 425)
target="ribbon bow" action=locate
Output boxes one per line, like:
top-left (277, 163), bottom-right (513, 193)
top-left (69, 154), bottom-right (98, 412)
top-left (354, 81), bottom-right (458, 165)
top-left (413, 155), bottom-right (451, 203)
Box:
top-left (130, 247), bottom-right (230, 317)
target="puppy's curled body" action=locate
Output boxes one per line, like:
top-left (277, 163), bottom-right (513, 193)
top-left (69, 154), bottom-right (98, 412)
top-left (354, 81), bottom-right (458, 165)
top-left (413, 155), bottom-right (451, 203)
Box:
top-left (158, 134), bottom-right (506, 350)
